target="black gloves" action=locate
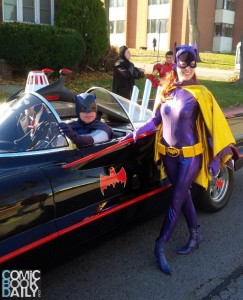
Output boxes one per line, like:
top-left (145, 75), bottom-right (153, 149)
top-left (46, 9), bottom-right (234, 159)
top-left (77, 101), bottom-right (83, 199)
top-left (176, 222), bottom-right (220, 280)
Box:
top-left (58, 122), bottom-right (75, 140)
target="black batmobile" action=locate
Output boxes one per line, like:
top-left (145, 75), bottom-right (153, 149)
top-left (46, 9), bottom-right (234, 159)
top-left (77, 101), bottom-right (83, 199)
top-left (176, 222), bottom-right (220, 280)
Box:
top-left (1, 78), bottom-right (243, 266)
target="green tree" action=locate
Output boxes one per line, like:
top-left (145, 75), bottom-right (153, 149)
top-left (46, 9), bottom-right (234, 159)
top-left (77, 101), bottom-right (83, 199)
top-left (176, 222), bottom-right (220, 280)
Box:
top-left (55, 0), bottom-right (108, 67)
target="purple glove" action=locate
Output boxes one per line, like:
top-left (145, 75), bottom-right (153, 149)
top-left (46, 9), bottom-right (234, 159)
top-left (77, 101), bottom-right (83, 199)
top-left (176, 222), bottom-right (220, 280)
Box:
top-left (207, 136), bottom-right (220, 177)
top-left (208, 146), bottom-right (233, 177)
top-left (209, 157), bottom-right (220, 177)
top-left (120, 119), bottom-right (156, 143)
top-left (120, 132), bottom-right (133, 142)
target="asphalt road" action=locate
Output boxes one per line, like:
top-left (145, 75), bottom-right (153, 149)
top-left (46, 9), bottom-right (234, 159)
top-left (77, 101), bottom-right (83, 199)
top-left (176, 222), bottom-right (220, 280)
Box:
top-left (39, 167), bottom-right (243, 300)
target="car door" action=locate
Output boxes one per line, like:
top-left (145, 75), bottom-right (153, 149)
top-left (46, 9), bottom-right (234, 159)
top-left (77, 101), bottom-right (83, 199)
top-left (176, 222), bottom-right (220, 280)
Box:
top-left (43, 87), bottom-right (160, 250)
top-left (42, 133), bottom-right (157, 250)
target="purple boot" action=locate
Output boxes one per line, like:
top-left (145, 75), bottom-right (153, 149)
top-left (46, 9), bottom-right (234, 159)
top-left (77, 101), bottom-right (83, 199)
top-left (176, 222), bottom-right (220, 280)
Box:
top-left (177, 227), bottom-right (202, 255)
top-left (154, 238), bottom-right (172, 275)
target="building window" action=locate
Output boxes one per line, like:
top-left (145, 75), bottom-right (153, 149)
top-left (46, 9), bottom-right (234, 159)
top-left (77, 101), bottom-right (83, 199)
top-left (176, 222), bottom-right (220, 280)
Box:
top-left (110, 20), bottom-right (125, 33)
top-left (2, 0), bottom-right (54, 24)
top-left (214, 23), bottom-right (233, 37)
top-left (148, 19), bottom-right (157, 33)
top-left (40, 0), bottom-right (51, 24)
top-left (110, 21), bottom-right (114, 33)
top-left (3, 0), bottom-right (17, 21)
top-left (216, 0), bottom-right (237, 11)
top-left (116, 20), bottom-right (124, 33)
top-left (23, 0), bottom-right (35, 23)
top-left (109, 0), bottom-right (125, 7)
top-left (148, 0), bottom-right (169, 5)
top-left (147, 19), bottom-right (168, 33)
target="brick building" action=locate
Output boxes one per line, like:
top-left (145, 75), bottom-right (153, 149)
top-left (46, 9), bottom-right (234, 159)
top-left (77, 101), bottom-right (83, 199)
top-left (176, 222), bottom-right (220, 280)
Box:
top-left (105, 0), bottom-right (243, 53)
top-left (0, 0), bottom-right (59, 25)
top-left (0, 0), bottom-right (242, 55)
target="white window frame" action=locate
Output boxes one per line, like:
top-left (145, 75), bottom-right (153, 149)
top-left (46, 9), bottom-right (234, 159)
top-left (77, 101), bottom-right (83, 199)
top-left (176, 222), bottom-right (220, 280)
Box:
top-left (149, 0), bottom-right (169, 5)
top-left (109, 0), bottom-right (125, 8)
top-left (147, 19), bottom-right (168, 33)
top-left (216, 0), bottom-right (237, 11)
top-left (2, 0), bottom-right (54, 25)
top-left (109, 20), bottom-right (125, 34)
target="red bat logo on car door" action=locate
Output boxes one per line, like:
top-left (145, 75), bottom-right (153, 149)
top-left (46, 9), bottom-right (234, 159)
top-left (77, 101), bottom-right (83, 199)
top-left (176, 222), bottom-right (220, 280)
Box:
top-left (100, 167), bottom-right (127, 195)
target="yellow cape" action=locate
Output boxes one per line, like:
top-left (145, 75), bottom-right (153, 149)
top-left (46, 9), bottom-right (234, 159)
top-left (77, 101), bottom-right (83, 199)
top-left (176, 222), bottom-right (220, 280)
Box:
top-left (154, 85), bottom-right (235, 190)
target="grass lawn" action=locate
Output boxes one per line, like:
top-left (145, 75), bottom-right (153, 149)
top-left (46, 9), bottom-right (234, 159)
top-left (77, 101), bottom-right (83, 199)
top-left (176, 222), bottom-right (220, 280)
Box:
top-left (130, 49), bottom-right (235, 70)
top-left (64, 71), bottom-right (243, 109)
top-left (199, 79), bottom-right (243, 108)
top-left (0, 50), bottom-right (242, 109)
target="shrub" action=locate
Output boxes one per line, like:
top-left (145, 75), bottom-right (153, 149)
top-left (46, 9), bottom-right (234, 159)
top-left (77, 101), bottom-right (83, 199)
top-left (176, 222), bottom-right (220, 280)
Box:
top-left (0, 22), bottom-right (85, 73)
top-left (94, 46), bottom-right (118, 72)
top-left (55, 0), bottom-right (108, 67)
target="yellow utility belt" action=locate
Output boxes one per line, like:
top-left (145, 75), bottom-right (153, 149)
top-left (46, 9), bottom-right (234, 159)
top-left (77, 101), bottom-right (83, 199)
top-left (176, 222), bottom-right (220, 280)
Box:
top-left (157, 142), bottom-right (203, 158)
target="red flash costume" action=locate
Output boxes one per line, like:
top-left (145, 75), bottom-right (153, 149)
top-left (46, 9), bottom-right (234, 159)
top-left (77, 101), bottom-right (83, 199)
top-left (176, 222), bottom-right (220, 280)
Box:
top-left (147, 51), bottom-right (174, 88)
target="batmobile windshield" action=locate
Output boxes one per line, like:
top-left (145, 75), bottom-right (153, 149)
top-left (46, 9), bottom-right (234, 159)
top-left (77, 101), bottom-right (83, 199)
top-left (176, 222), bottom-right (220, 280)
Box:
top-left (86, 87), bottom-right (153, 129)
top-left (0, 87), bottom-right (153, 155)
top-left (0, 92), bottom-right (68, 154)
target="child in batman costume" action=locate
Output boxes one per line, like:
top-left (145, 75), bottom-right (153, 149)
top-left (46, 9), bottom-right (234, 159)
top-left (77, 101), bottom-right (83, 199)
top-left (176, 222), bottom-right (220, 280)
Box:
top-left (59, 93), bottom-right (113, 148)
top-left (122, 44), bottom-right (235, 275)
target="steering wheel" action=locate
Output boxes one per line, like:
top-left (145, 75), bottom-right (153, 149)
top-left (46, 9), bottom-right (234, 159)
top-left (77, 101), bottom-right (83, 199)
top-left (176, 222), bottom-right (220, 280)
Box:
top-left (30, 121), bottom-right (50, 148)
top-left (30, 121), bottom-right (61, 150)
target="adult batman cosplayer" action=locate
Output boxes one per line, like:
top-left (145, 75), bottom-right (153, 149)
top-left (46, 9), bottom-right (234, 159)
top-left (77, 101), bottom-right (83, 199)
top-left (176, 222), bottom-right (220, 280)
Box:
top-left (58, 93), bottom-right (113, 148)
top-left (122, 44), bottom-right (235, 275)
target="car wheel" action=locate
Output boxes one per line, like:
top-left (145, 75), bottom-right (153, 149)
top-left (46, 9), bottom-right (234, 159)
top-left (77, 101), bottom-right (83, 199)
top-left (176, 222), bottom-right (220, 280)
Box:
top-left (192, 166), bottom-right (234, 213)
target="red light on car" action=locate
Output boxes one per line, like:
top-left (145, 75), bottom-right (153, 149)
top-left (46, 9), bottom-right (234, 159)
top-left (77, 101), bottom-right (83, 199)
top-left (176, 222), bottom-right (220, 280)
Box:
top-left (60, 69), bottom-right (72, 75)
top-left (42, 68), bottom-right (54, 74)
top-left (45, 95), bottom-right (60, 101)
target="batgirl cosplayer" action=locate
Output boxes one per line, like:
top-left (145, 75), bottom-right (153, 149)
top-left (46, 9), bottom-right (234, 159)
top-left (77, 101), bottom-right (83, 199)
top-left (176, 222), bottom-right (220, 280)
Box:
top-left (121, 44), bottom-right (235, 275)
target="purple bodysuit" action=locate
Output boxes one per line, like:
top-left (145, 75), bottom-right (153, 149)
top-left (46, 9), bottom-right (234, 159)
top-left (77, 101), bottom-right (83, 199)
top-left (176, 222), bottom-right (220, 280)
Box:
top-left (152, 83), bottom-right (202, 241)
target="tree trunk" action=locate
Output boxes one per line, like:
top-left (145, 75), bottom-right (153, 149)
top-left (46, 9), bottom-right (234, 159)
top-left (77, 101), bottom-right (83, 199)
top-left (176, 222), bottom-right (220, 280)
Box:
top-left (238, 36), bottom-right (243, 83)
top-left (187, 0), bottom-right (200, 60)
top-left (103, 0), bottom-right (110, 46)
